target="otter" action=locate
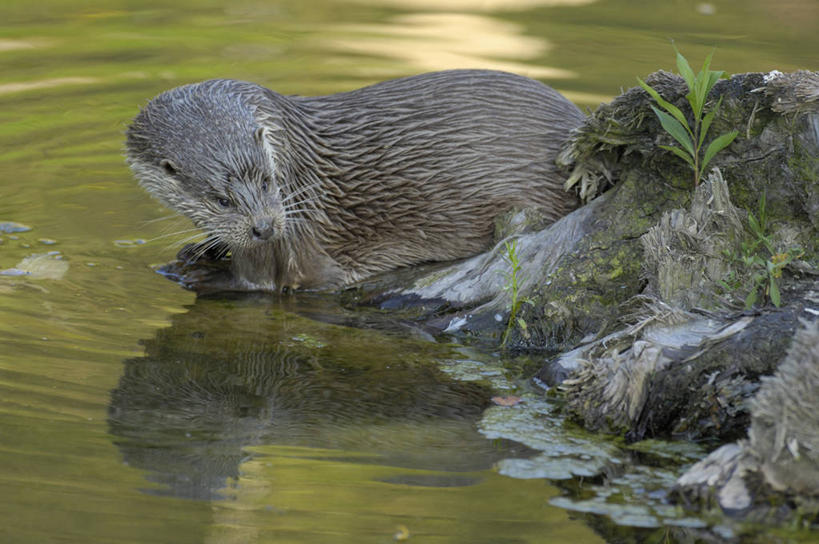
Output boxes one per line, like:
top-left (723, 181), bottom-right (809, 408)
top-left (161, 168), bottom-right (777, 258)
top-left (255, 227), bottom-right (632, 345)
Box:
top-left (126, 70), bottom-right (585, 291)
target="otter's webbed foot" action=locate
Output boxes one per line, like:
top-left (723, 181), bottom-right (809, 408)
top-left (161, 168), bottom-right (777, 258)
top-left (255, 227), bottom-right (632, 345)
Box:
top-left (153, 238), bottom-right (236, 294)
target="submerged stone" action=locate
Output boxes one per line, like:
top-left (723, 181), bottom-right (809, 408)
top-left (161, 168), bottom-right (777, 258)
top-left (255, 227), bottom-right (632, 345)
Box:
top-left (0, 221), bottom-right (32, 233)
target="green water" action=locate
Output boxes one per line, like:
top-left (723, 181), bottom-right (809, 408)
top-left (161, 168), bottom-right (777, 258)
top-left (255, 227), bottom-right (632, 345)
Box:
top-left (1, 1), bottom-right (817, 542)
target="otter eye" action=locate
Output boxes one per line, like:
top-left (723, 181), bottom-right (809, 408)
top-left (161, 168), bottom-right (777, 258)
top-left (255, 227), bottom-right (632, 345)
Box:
top-left (159, 159), bottom-right (178, 176)
top-left (216, 196), bottom-right (231, 208)
top-left (261, 182), bottom-right (268, 192)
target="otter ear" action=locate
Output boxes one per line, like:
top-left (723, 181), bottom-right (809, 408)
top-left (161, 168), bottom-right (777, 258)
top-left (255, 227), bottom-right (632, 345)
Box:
top-left (254, 127), bottom-right (267, 144)
top-left (159, 159), bottom-right (179, 176)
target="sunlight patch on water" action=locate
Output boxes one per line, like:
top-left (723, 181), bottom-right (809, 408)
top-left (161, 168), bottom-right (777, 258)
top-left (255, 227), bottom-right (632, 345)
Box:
top-left (557, 89), bottom-right (612, 106)
top-left (321, 13), bottom-right (576, 79)
top-left (0, 76), bottom-right (99, 96)
top-left (348, 0), bottom-right (598, 11)
top-left (0, 38), bottom-right (52, 52)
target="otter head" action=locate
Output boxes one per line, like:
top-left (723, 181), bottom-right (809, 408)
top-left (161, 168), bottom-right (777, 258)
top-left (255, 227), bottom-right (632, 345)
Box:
top-left (126, 79), bottom-right (287, 251)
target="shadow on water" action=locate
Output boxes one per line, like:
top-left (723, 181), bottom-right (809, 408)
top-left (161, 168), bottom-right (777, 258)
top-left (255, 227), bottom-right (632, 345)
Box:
top-left (107, 293), bottom-right (531, 500)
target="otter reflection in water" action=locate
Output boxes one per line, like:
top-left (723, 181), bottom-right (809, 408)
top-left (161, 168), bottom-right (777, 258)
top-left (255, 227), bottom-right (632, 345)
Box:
top-left (107, 295), bottom-right (529, 499)
top-left (126, 70), bottom-right (584, 291)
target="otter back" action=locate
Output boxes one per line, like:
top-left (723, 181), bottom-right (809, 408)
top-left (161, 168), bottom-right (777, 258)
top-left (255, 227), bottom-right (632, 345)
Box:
top-left (126, 70), bottom-right (585, 291)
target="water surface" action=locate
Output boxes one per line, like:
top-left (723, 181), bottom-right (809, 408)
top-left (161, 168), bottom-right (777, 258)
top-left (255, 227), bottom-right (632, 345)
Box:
top-left (1, 1), bottom-right (817, 542)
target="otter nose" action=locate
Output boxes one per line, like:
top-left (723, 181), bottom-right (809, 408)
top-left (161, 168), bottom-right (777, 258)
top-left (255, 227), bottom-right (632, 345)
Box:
top-left (251, 219), bottom-right (276, 241)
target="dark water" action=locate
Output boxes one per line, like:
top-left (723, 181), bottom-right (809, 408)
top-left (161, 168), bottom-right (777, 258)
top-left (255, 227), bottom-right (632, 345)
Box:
top-left (1, 1), bottom-right (817, 542)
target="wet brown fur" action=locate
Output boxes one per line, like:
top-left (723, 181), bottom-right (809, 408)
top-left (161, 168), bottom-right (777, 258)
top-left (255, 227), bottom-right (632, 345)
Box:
top-left (126, 70), bottom-right (585, 290)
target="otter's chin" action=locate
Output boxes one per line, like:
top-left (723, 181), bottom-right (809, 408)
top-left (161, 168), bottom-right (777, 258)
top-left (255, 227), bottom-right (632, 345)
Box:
top-left (230, 239), bottom-right (276, 256)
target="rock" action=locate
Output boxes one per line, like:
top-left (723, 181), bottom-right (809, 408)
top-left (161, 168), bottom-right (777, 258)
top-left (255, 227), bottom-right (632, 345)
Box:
top-left (674, 319), bottom-right (819, 523)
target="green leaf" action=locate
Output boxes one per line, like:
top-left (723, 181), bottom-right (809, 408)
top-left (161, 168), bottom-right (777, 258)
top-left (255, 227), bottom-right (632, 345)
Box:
top-left (693, 51), bottom-right (716, 118)
top-left (698, 99), bottom-right (721, 148)
top-left (699, 109), bottom-right (716, 148)
top-left (745, 289), bottom-right (757, 309)
top-left (696, 69), bottom-right (723, 117)
top-left (769, 277), bottom-right (781, 307)
top-left (748, 212), bottom-right (762, 236)
top-left (766, 259), bottom-right (776, 274)
top-left (700, 51), bottom-right (715, 81)
top-left (691, 87), bottom-right (705, 119)
top-left (651, 106), bottom-right (696, 156)
top-left (637, 77), bottom-right (661, 99)
top-left (675, 48), bottom-right (696, 89)
top-left (684, 90), bottom-right (698, 120)
top-left (638, 78), bottom-right (692, 133)
top-left (707, 70), bottom-right (723, 94)
top-left (701, 130), bottom-right (738, 174)
top-left (690, 72), bottom-right (704, 118)
top-left (659, 145), bottom-right (696, 168)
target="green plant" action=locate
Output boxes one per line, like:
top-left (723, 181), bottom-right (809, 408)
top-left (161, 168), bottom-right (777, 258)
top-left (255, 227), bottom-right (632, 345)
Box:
top-left (638, 48), bottom-right (739, 187)
top-left (734, 193), bottom-right (803, 308)
top-left (500, 239), bottom-right (532, 347)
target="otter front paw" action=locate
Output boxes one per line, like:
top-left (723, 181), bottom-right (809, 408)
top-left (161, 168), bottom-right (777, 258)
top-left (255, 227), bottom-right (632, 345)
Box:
top-left (176, 238), bottom-right (229, 265)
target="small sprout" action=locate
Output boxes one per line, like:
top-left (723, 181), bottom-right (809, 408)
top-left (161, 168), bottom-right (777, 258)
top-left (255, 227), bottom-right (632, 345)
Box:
top-left (501, 239), bottom-right (530, 347)
top-left (732, 193), bottom-right (804, 309)
top-left (638, 47), bottom-right (738, 187)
